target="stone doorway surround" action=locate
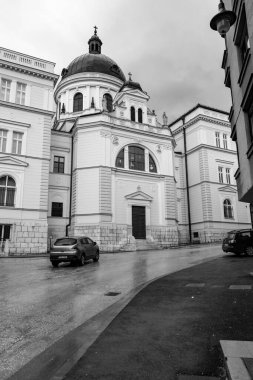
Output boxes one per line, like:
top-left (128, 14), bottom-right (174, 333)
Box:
top-left (125, 186), bottom-right (153, 239)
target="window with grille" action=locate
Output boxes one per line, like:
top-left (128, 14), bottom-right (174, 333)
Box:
top-left (115, 148), bottom-right (124, 168)
top-left (218, 166), bottom-right (223, 183)
top-left (149, 154), bottom-right (157, 172)
top-left (0, 130), bottom-right (7, 152)
top-left (51, 202), bottom-right (63, 217)
top-left (0, 176), bottom-right (16, 207)
top-left (0, 224), bottom-right (11, 241)
top-left (73, 92), bottom-right (83, 112)
top-left (129, 146), bottom-right (144, 171)
top-left (12, 132), bottom-right (23, 154)
top-left (215, 132), bottom-right (220, 148)
top-left (226, 168), bottom-right (231, 184)
top-left (53, 156), bottom-right (65, 173)
top-left (0, 79), bottom-right (11, 101)
top-left (224, 199), bottom-right (233, 219)
top-left (223, 134), bottom-right (228, 149)
top-left (15, 83), bottom-right (26, 105)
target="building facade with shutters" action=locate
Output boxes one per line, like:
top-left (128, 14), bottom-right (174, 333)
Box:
top-left (221, 0), bottom-right (253, 205)
top-left (0, 30), bottom-right (251, 255)
top-left (170, 104), bottom-right (251, 244)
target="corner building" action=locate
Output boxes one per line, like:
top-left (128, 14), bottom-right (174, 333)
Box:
top-left (0, 47), bottom-right (58, 254)
top-left (50, 31), bottom-right (178, 251)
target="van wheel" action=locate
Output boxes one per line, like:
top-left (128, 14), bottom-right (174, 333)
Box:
top-left (52, 262), bottom-right (59, 267)
top-left (79, 254), bottom-right (86, 266)
top-left (246, 246), bottom-right (253, 256)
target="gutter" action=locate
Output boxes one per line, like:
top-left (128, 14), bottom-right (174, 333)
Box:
top-left (183, 118), bottom-right (192, 243)
top-left (65, 118), bottom-right (78, 236)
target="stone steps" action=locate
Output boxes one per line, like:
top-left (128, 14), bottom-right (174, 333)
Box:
top-left (220, 340), bottom-right (253, 380)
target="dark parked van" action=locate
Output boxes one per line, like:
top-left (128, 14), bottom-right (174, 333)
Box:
top-left (222, 229), bottom-right (253, 256)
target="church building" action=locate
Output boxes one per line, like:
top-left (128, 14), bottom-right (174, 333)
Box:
top-left (0, 29), bottom-right (251, 255)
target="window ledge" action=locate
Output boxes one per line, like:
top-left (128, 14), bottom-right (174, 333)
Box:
top-left (246, 140), bottom-right (253, 159)
top-left (238, 50), bottom-right (251, 87)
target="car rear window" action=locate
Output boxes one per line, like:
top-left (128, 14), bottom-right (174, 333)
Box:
top-left (227, 232), bottom-right (236, 239)
top-left (54, 238), bottom-right (77, 246)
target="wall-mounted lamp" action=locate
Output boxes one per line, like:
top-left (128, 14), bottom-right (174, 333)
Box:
top-left (210, 0), bottom-right (236, 38)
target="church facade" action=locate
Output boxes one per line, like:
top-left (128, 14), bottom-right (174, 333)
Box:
top-left (0, 30), bottom-right (251, 255)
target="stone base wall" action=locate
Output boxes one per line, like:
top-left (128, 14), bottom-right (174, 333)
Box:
top-left (149, 226), bottom-right (179, 248)
top-left (6, 220), bottom-right (48, 256)
top-left (68, 223), bottom-right (179, 252)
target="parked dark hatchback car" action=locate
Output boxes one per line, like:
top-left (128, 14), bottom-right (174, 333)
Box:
top-left (222, 229), bottom-right (253, 256)
top-left (50, 237), bottom-right (99, 267)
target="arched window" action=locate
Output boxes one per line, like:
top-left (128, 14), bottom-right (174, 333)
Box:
top-left (73, 92), bottom-right (83, 113)
top-left (149, 154), bottom-right (157, 173)
top-left (130, 106), bottom-right (135, 121)
top-left (224, 199), bottom-right (233, 219)
top-left (138, 108), bottom-right (143, 123)
top-left (129, 146), bottom-right (144, 171)
top-left (115, 148), bottom-right (124, 168)
top-left (103, 93), bottom-right (113, 112)
top-left (0, 175), bottom-right (16, 207)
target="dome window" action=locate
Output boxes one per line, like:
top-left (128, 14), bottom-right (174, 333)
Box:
top-left (138, 108), bottom-right (143, 123)
top-left (130, 106), bottom-right (135, 122)
top-left (73, 92), bottom-right (83, 113)
top-left (102, 93), bottom-right (113, 112)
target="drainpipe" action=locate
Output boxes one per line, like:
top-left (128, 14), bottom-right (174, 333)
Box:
top-left (183, 119), bottom-right (192, 244)
top-left (66, 133), bottom-right (74, 237)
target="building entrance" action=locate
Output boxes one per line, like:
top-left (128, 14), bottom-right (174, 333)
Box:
top-left (132, 206), bottom-right (146, 239)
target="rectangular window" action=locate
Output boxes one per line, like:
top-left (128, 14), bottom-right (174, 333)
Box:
top-left (51, 202), bottom-right (63, 217)
top-left (15, 82), bottom-right (26, 105)
top-left (0, 130), bottom-right (7, 152)
top-left (218, 166), bottom-right (223, 183)
top-left (0, 224), bottom-right (11, 241)
top-left (0, 79), bottom-right (11, 101)
top-left (239, 19), bottom-right (250, 65)
top-left (12, 132), bottom-right (23, 154)
top-left (248, 103), bottom-right (253, 141)
top-left (53, 156), bottom-right (65, 173)
top-left (223, 134), bottom-right (228, 149)
top-left (226, 168), bottom-right (231, 184)
top-left (215, 132), bottom-right (220, 148)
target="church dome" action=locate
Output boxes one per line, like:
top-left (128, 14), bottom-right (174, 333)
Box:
top-left (61, 28), bottom-right (126, 82)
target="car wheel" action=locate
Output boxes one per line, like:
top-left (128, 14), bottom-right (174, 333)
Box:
top-left (246, 246), bottom-right (253, 256)
top-left (93, 251), bottom-right (99, 262)
top-left (52, 262), bottom-right (59, 268)
top-left (79, 254), bottom-right (86, 266)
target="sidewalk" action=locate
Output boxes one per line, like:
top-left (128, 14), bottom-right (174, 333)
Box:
top-left (64, 255), bottom-right (253, 380)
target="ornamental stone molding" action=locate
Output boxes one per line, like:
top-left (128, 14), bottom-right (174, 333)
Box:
top-left (172, 115), bottom-right (230, 136)
top-left (112, 135), bottom-right (119, 145)
top-left (100, 131), bottom-right (111, 138)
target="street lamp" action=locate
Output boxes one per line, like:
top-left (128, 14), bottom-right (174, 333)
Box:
top-left (210, 0), bottom-right (236, 38)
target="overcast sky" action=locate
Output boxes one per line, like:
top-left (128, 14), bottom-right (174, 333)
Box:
top-left (0, 0), bottom-right (231, 123)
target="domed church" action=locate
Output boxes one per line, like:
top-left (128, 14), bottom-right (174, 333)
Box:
top-left (1, 28), bottom-right (250, 255)
top-left (50, 27), bottom-right (178, 251)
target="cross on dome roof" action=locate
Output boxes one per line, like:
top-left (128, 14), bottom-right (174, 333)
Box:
top-left (94, 25), bottom-right (98, 35)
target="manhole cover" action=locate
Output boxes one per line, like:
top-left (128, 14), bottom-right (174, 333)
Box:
top-left (104, 291), bottom-right (121, 296)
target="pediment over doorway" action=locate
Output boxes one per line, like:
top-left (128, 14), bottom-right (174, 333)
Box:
top-left (0, 155), bottom-right (28, 167)
top-left (125, 187), bottom-right (153, 202)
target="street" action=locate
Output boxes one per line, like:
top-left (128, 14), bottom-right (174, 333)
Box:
top-left (0, 245), bottom-right (221, 379)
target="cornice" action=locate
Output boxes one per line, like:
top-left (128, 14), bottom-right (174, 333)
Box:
top-left (0, 100), bottom-right (55, 117)
top-left (0, 59), bottom-right (59, 85)
top-left (171, 115), bottom-right (230, 136)
top-left (0, 118), bottom-right (30, 128)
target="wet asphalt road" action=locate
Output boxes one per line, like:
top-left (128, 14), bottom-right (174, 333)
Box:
top-left (0, 246), bottom-right (222, 379)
